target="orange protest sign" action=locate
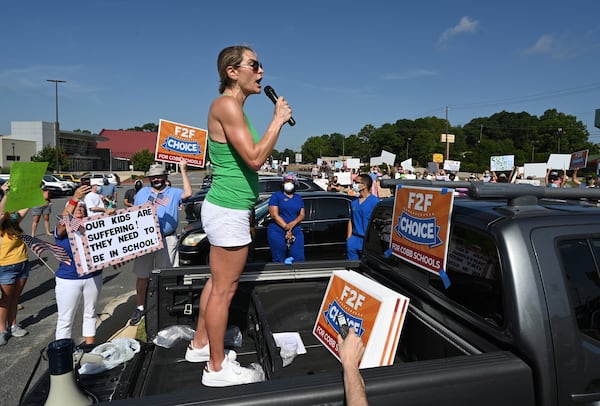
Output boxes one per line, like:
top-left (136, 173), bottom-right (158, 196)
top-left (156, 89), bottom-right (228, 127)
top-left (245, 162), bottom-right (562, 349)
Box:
top-left (313, 270), bottom-right (410, 368)
top-left (390, 185), bottom-right (454, 285)
top-left (155, 119), bottom-right (207, 167)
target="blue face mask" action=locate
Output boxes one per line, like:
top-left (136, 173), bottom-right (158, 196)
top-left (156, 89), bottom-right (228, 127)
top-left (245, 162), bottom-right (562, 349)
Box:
top-left (352, 183), bottom-right (361, 193)
top-left (10, 213), bottom-right (18, 222)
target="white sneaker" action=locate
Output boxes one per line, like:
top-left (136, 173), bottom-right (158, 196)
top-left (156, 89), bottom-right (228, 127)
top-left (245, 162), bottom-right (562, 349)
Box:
top-left (202, 351), bottom-right (263, 387)
top-left (185, 342), bottom-right (210, 362)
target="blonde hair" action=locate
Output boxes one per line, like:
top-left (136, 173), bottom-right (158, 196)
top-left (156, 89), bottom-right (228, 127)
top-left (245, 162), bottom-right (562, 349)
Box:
top-left (217, 45), bottom-right (254, 94)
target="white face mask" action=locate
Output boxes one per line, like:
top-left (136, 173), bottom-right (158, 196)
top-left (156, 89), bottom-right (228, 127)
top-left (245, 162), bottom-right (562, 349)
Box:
top-left (283, 183), bottom-right (295, 193)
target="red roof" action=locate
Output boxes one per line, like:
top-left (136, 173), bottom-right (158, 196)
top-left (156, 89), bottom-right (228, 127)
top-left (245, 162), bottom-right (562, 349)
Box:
top-left (97, 130), bottom-right (158, 159)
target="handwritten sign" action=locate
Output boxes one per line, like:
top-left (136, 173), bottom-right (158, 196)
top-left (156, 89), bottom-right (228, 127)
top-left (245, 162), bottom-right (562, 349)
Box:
top-left (156, 119), bottom-right (207, 167)
top-left (66, 204), bottom-right (163, 275)
top-left (490, 155), bottom-right (514, 171)
top-left (390, 185), bottom-right (454, 287)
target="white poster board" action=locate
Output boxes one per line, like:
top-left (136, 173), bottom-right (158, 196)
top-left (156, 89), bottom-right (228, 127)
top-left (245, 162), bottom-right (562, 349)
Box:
top-left (401, 158), bottom-right (414, 172)
top-left (490, 155), bottom-right (515, 172)
top-left (381, 150), bottom-right (396, 166)
top-left (547, 154), bottom-right (571, 170)
top-left (370, 156), bottom-right (383, 166)
top-left (524, 163), bottom-right (547, 179)
top-left (443, 160), bottom-right (461, 172)
top-left (67, 204), bottom-right (163, 275)
top-left (336, 171), bottom-right (352, 186)
top-left (346, 158), bottom-right (360, 169)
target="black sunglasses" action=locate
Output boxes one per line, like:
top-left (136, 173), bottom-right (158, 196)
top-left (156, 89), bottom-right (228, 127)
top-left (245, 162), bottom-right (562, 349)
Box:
top-left (235, 60), bottom-right (263, 73)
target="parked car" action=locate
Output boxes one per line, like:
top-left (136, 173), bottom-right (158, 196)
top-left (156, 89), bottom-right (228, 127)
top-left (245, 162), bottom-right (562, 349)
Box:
top-left (182, 175), bottom-right (325, 222)
top-left (55, 173), bottom-right (81, 185)
top-left (80, 173), bottom-right (119, 186)
top-left (178, 191), bottom-right (356, 265)
top-left (105, 173), bottom-right (121, 186)
top-left (53, 175), bottom-right (78, 190)
top-left (42, 174), bottom-right (73, 196)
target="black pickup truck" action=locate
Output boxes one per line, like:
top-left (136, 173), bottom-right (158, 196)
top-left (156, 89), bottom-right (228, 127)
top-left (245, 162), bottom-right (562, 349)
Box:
top-left (22, 181), bottom-right (600, 405)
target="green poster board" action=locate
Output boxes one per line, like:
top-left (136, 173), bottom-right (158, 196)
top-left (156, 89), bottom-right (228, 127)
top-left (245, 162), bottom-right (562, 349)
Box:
top-left (5, 162), bottom-right (48, 212)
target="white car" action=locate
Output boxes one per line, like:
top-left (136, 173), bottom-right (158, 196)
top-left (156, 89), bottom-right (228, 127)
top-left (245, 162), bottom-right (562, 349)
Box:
top-left (82, 173), bottom-right (119, 186)
top-left (42, 175), bottom-right (73, 196)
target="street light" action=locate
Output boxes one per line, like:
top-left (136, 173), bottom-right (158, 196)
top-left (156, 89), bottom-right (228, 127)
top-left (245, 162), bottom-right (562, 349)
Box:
top-left (406, 137), bottom-right (411, 159)
top-left (11, 143), bottom-right (15, 160)
top-left (556, 127), bottom-right (563, 153)
top-left (47, 79), bottom-right (66, 172)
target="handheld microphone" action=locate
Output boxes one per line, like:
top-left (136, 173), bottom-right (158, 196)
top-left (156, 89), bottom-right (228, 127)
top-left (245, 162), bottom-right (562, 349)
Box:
top-left (264, 85), bottom-right (296, 126)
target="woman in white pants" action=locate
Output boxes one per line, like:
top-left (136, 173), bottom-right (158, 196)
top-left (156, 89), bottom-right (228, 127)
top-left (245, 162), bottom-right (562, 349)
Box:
top-left (54, 185), bottom-right (102, 344)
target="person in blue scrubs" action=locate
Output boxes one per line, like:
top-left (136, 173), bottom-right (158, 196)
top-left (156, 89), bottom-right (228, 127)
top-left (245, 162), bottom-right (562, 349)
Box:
top-left (347, 174), bottom-right (380, 260)
top-left (268, 173), bottom-right (305, 262)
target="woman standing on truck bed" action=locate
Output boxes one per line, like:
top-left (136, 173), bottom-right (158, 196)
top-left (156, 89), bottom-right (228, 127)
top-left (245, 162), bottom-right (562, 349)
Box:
top-left (186, 45), bottom-right (292, 387)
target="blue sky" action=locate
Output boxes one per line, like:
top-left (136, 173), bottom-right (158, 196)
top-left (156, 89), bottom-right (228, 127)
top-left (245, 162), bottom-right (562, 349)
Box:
top-left (2, 1), bottom-right (600, 152)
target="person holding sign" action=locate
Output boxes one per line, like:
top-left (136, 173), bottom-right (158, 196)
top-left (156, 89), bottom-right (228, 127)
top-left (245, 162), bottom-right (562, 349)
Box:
top-left (186, 45), bottom-right (292, 387)
top-left (0, 181), bottom-right (31, 345)
top-left (130, 162), bottom-right (191, 326)
top-left (54, 185), bottom-right (103, 344)
top-left (347, 174), bottom-right (380, 260)
top-left (337, 327), bottom-right (368, 406)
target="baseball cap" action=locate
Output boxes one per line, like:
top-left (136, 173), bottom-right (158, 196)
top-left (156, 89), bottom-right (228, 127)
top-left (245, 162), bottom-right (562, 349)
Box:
top-left (282, 173), bottom-right (298, 184)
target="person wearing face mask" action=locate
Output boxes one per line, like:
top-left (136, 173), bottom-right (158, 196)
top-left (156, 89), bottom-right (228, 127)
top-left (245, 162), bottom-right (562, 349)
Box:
top-left (123, 179), bottom-right (143, 207)
top-left (129, 162), bottom-right (192, 326)
top-left (100, 177), bottom-right (117, 208)
top-left (267, 173), bottom-right (305, 263)
top-left (347, 174), bottom-right (380, 260)
top-left (84, 184), bottom-right (114, 217)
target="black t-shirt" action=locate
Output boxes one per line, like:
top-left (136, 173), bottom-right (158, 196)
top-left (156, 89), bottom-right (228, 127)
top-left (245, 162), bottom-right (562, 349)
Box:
top-left (124, 188), bottom-right (138, 205)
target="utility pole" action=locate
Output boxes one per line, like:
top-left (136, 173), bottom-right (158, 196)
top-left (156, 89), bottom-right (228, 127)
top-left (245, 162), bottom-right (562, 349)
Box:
top-left (445, 106), bottom-right (449, 160)
top-left (47, 79), bottom-right (66, 172)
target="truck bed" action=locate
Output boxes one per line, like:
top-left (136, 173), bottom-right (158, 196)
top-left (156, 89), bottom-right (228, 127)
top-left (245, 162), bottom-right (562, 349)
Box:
top-left (22, 261), bottom-right (536, 405)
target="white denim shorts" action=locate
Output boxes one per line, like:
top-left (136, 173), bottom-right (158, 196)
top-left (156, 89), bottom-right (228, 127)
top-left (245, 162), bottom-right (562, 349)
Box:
top-left (201, 200), bottom-right (252, 247)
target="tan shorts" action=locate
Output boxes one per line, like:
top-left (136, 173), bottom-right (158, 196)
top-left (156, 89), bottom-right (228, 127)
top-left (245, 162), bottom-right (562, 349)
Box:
top-left (201, 200), bottom-right (252, 247)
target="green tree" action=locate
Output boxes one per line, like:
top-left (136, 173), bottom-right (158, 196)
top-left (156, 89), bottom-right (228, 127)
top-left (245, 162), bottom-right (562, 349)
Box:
top-left (127, 123), bottom-right (159, 132)
top-left (131, 149), bottom-right (155, 172)
top-left (31, 145), bottom-right (69, 172)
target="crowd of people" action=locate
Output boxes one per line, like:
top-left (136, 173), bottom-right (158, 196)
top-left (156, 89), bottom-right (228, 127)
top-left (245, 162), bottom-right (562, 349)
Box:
top-left (19, 42), bottom-right (600, 399)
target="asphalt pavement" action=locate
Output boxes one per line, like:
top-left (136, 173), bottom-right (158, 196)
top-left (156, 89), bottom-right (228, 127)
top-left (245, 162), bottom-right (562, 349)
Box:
top-left (0, 170), bottom-right (208, 406)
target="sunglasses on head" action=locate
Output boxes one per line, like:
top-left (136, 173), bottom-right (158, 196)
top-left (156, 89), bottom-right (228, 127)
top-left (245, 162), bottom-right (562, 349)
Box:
top-left (235, 59), bottom-right (262, 72)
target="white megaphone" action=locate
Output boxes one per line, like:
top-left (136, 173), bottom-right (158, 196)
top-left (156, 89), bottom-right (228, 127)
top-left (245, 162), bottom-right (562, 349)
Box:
top-left (44, 339), bottom-right (95, 406)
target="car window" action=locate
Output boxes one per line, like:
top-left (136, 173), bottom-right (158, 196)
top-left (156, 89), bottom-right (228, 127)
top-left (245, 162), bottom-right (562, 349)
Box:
top-left (558, 238), bottom-right (600, 341)
top-left (313, 197), bottom-right (351, 221)
top-left (297, 181), bottom-right (311, 191)
top-left (366, 209), bottom-right (504, 327)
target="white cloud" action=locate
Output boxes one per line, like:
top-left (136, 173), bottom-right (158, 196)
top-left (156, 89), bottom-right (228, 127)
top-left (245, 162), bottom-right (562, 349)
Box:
top-left (438, 16), bottom-right (479, 45)
top-left (522, 32), bottom-right (599, 59)
top-left (523, 34), bottom-right (556, 55)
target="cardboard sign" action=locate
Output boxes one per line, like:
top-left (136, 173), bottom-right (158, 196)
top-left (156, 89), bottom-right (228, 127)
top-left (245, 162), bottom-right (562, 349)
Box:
top-left (490, 155), bottom-right (514, 171)
top-left (547, 154), bottom-right (571, 170)
top-left (156, 119), bottom-right (207, 167)
top-left (5, 162), bottom-right (47, 212)
top-left (390, 185), bottom-right (454, 286)
top-left (313, 270), bottom-right (410, 368)
top-left (443, 159), bottom-right (461, 172)
top-left (66, 204), bottom-right (164, 275)
top-left (569, 150), bottom-right (588, 170)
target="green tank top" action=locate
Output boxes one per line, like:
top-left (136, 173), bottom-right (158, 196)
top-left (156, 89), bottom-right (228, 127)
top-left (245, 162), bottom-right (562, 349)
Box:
top-left (205, 112), bottom-right (259, 210)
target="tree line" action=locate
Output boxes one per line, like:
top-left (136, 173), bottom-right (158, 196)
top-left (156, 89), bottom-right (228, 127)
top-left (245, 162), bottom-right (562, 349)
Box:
top-left (294, 108), bottom-right (597, 173)
top-left (33, 110), bottom-right (597, 174)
